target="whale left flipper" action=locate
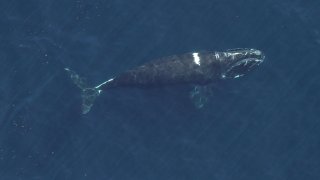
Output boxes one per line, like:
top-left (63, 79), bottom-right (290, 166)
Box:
top-left (189, 85), bottom-right (214, 109)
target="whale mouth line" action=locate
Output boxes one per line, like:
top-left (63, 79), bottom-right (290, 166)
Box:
top-left (224, 58), bottom-right (264, 79)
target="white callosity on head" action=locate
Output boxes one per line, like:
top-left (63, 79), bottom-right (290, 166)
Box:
top-left (225, 52), bottom-right (242, 60)
top-left (253, 49), bottom-right (262, 56)
top-left (192, 52), bottom-right (201, 66)
top-left (234, 74), bottom-right (244, 78)
top-left (215, 52), bottom-right (220, 60)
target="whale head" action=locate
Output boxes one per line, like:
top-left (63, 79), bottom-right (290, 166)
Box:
top-left (219, 48), bottom-right (265, 79)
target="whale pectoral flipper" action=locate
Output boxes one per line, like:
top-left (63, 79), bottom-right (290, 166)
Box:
top-left (65, 68), bottom-right (101, 114)
top-left (189, 85), bottom-right (213, 109)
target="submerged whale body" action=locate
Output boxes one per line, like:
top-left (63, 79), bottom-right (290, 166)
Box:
top-left (65, 48), bottom-right (265, 114)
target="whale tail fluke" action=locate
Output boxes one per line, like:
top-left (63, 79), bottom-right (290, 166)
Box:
top-left (64, 68), bottom-right (101, 114)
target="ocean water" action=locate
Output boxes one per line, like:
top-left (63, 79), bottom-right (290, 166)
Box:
top-left (0, 0), bottom-right (319, 179)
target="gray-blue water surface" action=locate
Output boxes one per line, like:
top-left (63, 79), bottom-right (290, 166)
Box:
top-left (0, 0), bottom-right (319, 179)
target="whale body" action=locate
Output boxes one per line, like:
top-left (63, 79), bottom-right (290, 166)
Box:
top-left (65, 48), bottom-right (265, 114)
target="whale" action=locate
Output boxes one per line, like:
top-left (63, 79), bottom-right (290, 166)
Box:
top-left (65, 48), bottom-right (265, 114)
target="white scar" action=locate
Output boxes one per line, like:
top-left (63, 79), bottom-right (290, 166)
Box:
top-left (192, 52), bottom-right (201, 66)
top-left (95, 78), bottom-right (114, 90)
